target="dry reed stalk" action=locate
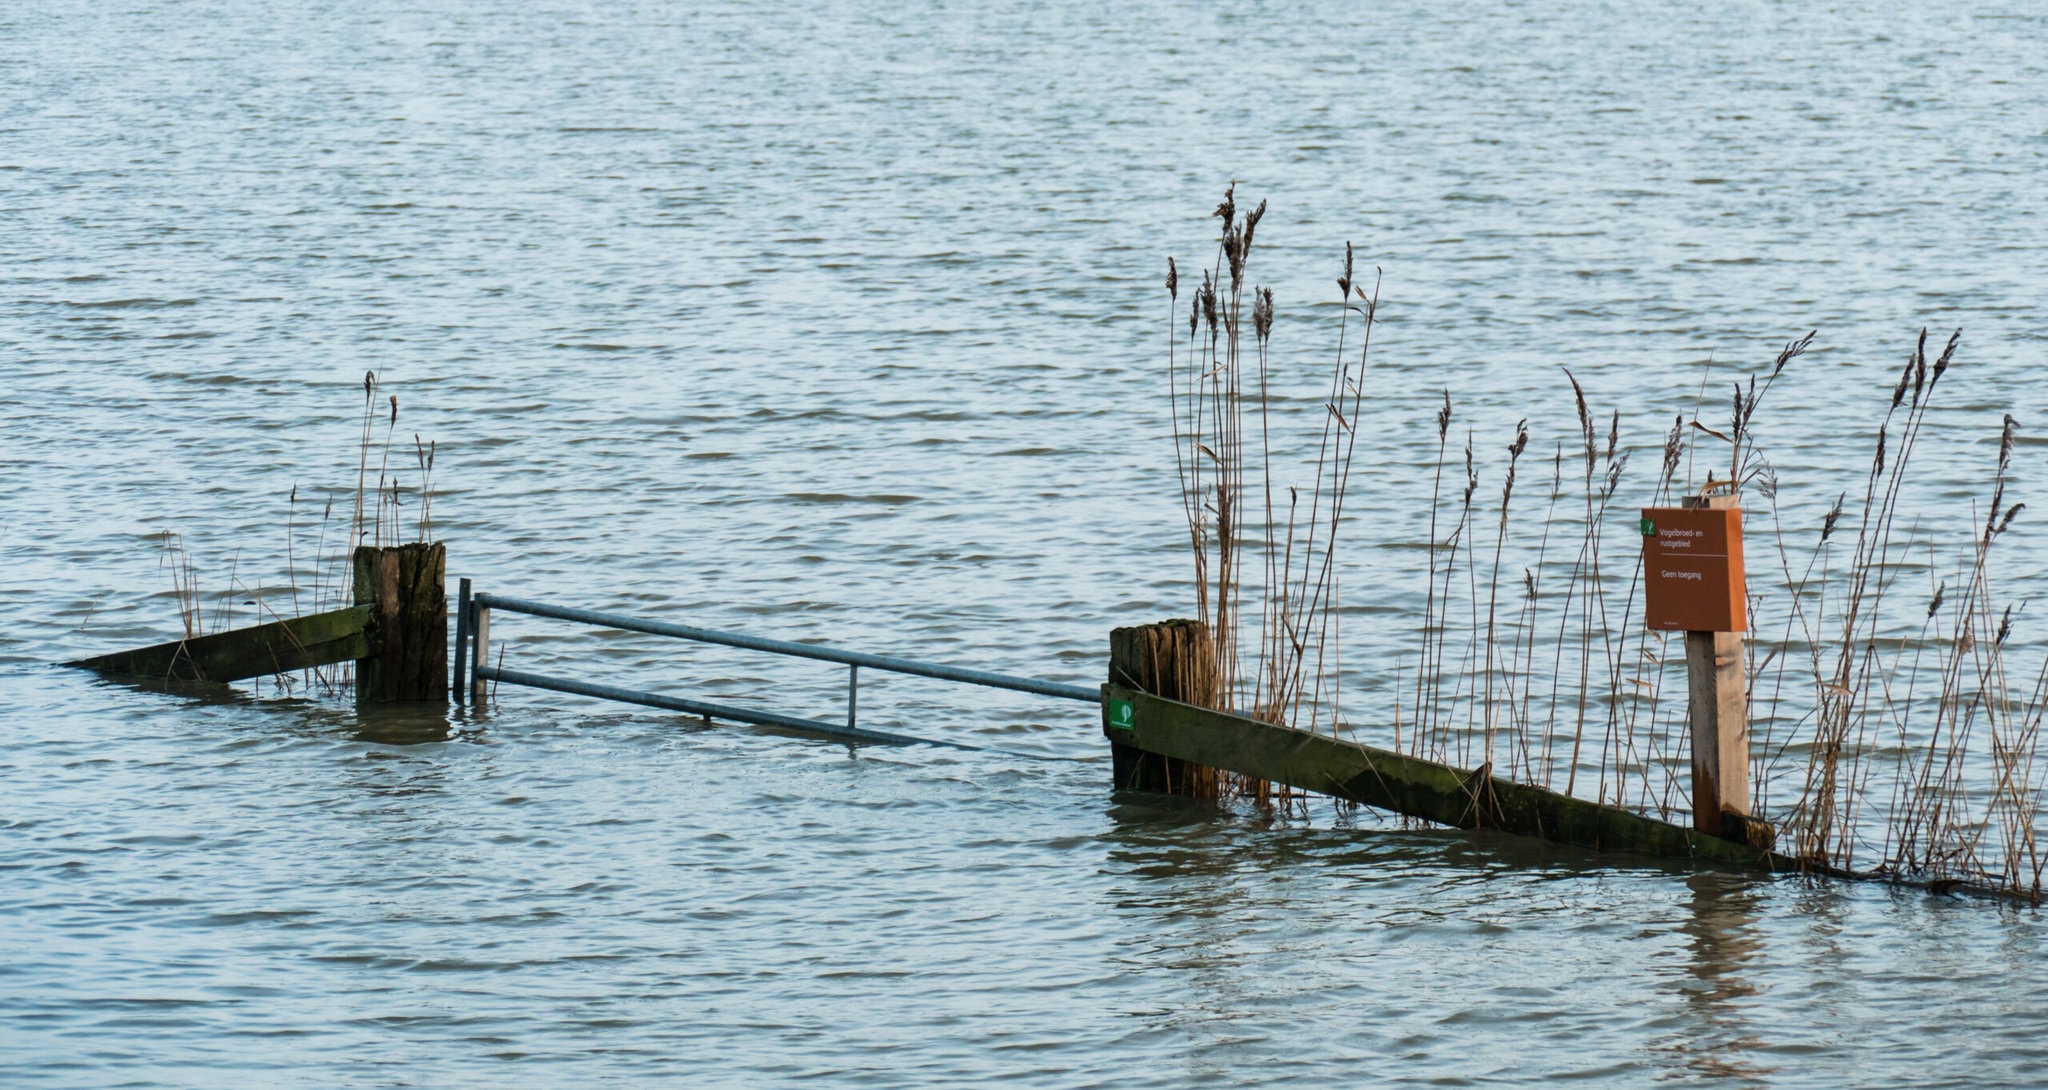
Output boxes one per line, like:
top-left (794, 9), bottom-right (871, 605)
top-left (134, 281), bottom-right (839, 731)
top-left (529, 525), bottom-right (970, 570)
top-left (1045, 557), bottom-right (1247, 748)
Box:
top-left (1615, 415), bottom-right (1690, 817)
top-left (1711, 327), bottom-right (2048, 898)
top-left (1482, 422), bottom-right (1530, 766)
top-left (154, 530), bottom-right (201, 640)
top-left (1288, 274), bottom-right (1379, 734)
top-left (413, 436), bottom-right (436, 544)
top-left (143, 375), bottom-right (439, 700)
top-left (1163, 187), bottom-right (1263, 797)
top-left (1156, 198), bottom-right (2041, 893)
top-left (1415, 391), bottom-right (1453, 763)
top-left (285, 484), bottom-right (302, 621)
top-left (1506, 444), bottom-right (1565, 785)
top-left (352, 371), bottom-right (377, 549)
top-left (1507, 446), bottom-right (1564, 786)
top-left (373, 394), bottom-right (398, 548)
top-left (1430, 427), bottom-right (1476, 767)
top-left (1789, 333), bottom-right (1943, 865)
top-left (1453, 434), bottom-right (1480, 767)
top-left (1557, 371), bottom-right (1601, 798)
top-left (1163, 190), bottom-right (1378, 800)
top-left (1879, 409), bottom-right (2028, 881)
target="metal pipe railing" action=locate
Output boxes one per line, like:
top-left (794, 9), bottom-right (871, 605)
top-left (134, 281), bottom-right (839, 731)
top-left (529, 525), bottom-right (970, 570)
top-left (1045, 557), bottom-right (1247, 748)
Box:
top-left (472, 663), bottom-right (970, 750)
top-left (471, 593), bottom-right (1097, 703)
top-left (454, 577), bottom-right (472, 705)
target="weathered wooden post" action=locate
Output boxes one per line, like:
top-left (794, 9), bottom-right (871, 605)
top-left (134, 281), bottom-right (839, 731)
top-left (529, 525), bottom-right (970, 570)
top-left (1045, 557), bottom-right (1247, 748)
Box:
top-left (351, 542), bottom-right (448, 705)
top-left (1106, 619), bottom-right (1221, 795)
top-left (1642, 495), bottom-right (1768, 846)
top-left (470, 597), bottom-right (491, 706)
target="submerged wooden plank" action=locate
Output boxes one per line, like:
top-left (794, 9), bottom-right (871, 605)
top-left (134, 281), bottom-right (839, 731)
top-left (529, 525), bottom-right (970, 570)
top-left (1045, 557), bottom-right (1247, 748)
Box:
top-left (1104, 684), bottom-right (1801, 871)
top-left (66, 605), bottom-right (374, 684)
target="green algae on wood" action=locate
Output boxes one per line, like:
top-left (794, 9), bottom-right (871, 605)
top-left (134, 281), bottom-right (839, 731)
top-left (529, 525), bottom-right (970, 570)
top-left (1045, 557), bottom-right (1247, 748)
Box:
top-left (66, 605), bottom-right (373, 684)
top-left (1103, 684), bottom-right (1796, 871)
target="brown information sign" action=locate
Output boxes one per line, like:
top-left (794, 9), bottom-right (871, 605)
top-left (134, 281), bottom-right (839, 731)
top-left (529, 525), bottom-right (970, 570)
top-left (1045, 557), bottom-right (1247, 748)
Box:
top-left (1641, 506), bottom-right (1746, 632)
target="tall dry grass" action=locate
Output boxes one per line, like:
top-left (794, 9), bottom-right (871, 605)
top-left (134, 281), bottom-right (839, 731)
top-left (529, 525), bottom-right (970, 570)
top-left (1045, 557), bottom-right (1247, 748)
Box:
top-left (1168, 186), bottom-right (1377, 749)
top-left (146, 370), bottom-right (439, 697)
top-left (1162, 192), bottom-right (2042, 896)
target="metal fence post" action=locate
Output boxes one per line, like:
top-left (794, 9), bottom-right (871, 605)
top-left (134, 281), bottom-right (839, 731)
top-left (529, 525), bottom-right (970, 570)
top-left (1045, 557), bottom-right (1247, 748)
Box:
top-left (454, 578), bottom-right (472, 705)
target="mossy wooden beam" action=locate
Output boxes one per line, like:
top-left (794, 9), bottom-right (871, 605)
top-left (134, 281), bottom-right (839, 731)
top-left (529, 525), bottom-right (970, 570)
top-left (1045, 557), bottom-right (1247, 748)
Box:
top-left (66, 605), bottom-right (374, 684)
top-left (1103, 683), bottom-right (1798, 871)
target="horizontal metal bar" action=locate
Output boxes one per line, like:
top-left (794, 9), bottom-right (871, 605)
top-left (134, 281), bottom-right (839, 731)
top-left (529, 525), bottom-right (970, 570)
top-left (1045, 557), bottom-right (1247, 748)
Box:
top-left (475, 664), bottom-right (975, 750)
top-left (472, 593), bottom-right (1098, 703)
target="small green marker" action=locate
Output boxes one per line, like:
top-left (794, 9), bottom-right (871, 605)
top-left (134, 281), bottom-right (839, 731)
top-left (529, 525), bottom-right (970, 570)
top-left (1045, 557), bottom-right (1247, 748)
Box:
top-left (1107, 699), bottom-right (1135, 733)
top-left (1640, 517), bottom-right (1656, 537)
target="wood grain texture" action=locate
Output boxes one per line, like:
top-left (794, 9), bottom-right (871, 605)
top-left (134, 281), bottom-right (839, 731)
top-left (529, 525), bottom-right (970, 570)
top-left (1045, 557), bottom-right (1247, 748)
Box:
top-left (1105, 683), bottom-right (1798, 870)
top-left (352, 542), bottom-right (447, 705)
top-left (1107, 620), bottom-right (1222, 795)
top-left (67, 605), bottom-right (372, 683)
top-left (1679, 494), bottom-right (1751, 837)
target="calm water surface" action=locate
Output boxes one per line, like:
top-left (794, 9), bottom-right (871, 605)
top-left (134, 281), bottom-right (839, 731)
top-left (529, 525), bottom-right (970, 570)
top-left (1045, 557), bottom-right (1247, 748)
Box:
top-left (5, 1), bottom-right (2048, 1085)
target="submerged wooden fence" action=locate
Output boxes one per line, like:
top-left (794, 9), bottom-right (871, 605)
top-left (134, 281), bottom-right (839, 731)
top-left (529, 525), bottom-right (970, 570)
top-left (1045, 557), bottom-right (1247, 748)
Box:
top-left (64, 547), bottom-right (2032, 898)
top-left (1104, 682), bottom-right (1787, 869)
top-left (67, 543), bottom-right (446, 706)
top-left (1101, 620), bottom-right (2048, 903)
top-left (67, 605), bottom-right (373, 684)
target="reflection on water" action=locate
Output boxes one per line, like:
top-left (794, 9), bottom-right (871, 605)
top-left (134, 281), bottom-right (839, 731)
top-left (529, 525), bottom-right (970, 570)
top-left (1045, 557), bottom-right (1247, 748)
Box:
top-left (1657, 873), bottom-right (1774, 1085)
top-left (86, 672), bottom-right (254, 706)
top-left (350, 701), bottom-right (456, 747)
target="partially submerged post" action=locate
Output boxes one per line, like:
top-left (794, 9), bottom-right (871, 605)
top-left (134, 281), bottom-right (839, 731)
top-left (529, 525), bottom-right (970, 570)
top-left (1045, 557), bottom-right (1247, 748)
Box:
top-left (1642, 495), bottom-right (1765, 846)
top-left (1106, 619), bottom-right (1221, 795)
top-left (470, 596), bottom-right (491, 705)
top-left (453, 577), bottom-right (472, 705)
top-left (352, 542), bottom-right (448, 706)
top-left (66, 545), bottom-right (446, 709)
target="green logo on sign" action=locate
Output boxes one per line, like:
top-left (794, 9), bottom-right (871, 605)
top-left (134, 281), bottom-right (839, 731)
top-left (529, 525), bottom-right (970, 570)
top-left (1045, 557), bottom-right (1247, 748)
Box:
top-left (1639, 517), bottom-right (1656, 537)
top-left (1107, 699), bottom-right (1136, 733)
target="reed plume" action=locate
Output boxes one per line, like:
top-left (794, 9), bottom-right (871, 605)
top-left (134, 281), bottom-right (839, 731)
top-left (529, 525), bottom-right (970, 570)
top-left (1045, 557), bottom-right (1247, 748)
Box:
top-left (1154, 199), bottom-right (2042, 896)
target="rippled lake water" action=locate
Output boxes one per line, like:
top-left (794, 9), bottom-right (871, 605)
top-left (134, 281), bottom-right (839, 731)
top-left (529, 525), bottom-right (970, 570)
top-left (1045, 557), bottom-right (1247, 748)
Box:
top-left (6, 0), bottom-right (2048, 1085)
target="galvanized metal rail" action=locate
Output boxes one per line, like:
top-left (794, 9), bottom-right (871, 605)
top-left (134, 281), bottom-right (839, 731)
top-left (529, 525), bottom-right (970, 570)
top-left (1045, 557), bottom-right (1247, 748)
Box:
top-left (477, 664), bottom-right (953, 749)
top-left (457, 585), bottom-right (1096, 749)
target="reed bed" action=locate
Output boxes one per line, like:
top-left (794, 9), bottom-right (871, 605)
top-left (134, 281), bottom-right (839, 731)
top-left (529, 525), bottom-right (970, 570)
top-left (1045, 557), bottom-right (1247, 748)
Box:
top-left (1166, 187), bottom-right (1381, 803)
top-left (148, 370), bottom-right (437, 697)
top-left (1163, 190), bottom-right (2044, 897)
